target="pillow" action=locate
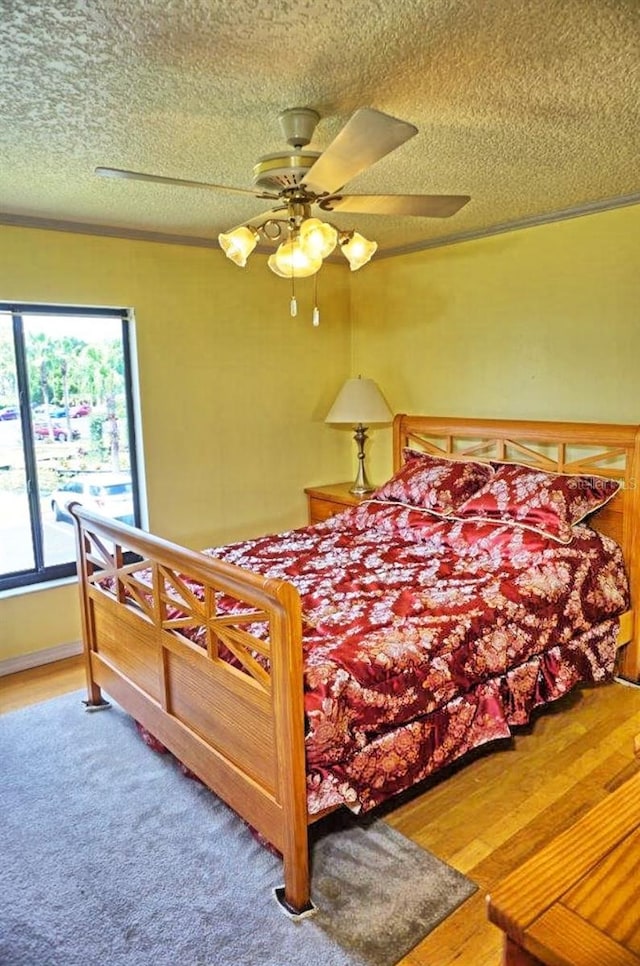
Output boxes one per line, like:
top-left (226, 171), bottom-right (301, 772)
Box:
top-left (371, 450), bottom-right (494, 515)
top-left (452, 461), bottom-right (620, 543)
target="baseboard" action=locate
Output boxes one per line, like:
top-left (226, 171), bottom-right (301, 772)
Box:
top-left (0, 640), bottom-right (83, 677)
top-left (614, 675), bottom-right (640, 690)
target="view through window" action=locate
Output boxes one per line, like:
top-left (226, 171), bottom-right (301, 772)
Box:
top-left (0, 304), bottom-right (140, 590)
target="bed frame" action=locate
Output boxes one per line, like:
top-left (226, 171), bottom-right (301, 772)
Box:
top-left (70, 415), bottom-right (640, 915)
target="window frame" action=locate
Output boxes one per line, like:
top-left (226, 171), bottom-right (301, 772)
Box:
top-left (0, 302), bottom-right (141, 591)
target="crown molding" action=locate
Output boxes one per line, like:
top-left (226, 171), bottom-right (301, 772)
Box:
top-left (0, 213), bottom-right (220, 249)
top-left (374, 191), bottom-right (640, 260)
top-left (1, 191), bottom-right (638, 259)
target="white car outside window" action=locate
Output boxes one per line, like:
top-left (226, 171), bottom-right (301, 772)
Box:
top-left (50, 473), bottom-right (134, 524)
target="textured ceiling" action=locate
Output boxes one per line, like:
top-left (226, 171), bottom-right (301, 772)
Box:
top-left (1, 0), bottom-right (639, 256)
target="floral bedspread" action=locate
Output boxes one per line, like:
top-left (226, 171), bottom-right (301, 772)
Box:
top-left (201, 501), bottom-right (628, 813)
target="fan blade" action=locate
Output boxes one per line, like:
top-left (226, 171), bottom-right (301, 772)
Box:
top-left (303, 108), bottom-right (418, 194)
top-left (319, 193), bottom-right (471, 218)
top-left (95, 167), bottom-right (278, 200)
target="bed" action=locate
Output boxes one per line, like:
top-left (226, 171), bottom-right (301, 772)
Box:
top-left (70, 414), bottom-right (640, 915)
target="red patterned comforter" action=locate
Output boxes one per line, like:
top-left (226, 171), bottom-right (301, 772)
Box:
top-left (202, 501), bottom-right (628, 813)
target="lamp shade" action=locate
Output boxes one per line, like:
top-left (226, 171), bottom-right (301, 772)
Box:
top-left (299, 218), bottom-right (338, 259)
top-left (267, 237), bottom-right (323, 278)
top-left (325, 377), bottom-right (392, 425)
top-left (218, 226), bottom-right (259, 267)
top-left (340, 231), bottom-right (378, 271)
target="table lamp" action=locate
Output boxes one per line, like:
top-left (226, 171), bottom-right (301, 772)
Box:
top-left (325, 376), bottom-right (392, 494)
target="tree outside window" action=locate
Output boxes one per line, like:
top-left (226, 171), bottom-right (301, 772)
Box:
top-left (0, 305), bottom-right (141, 590)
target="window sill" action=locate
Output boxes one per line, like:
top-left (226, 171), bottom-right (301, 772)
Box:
top-left (0, 574), bottom-right (78, 601)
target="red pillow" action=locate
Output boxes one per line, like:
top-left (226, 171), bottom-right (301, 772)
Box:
top-left (372, 450), bottom-right (494, 515)
top-left (453, 461), bottom-right (620, 543)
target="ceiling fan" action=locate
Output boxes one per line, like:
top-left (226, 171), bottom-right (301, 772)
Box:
top-left (96, 107), bottom-right (470, 282)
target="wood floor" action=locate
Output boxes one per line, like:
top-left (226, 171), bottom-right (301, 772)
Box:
top-left (2, 657), bottom-right (640, 966)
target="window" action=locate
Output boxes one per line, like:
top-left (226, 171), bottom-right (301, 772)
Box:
top-left (0, 303), bottom-right (141, 590)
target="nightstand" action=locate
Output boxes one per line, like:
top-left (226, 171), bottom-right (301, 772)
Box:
top-left (304, 483), bottom-right (370, 524)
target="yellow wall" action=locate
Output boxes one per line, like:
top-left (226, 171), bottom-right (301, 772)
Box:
top-left (2, 203), bottom-right (639, 662)
top-left (0, 225), bottom-right (352, 661)
top-left (351, 204), bottom-right (640, 480)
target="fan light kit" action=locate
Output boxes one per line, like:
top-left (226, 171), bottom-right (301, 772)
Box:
top-left (96, 106), bottom-right (470, 325)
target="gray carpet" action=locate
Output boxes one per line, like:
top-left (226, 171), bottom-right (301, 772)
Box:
top-left (0, 692), bottom-right (476, 966)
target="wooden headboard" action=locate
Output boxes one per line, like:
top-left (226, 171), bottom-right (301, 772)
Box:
top-left (393, 414), bottom-right (640, 681)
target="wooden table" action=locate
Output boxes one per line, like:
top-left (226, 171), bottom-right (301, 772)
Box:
top-left (487, 770), bottom-right (640, 966)
top-left (304, 482), bottom-right (367, 524)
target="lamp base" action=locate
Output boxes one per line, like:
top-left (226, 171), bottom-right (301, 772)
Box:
top-left (349, 483), bottom-right (375, 496)
top-left (350, 424), bottom-right (374, 496)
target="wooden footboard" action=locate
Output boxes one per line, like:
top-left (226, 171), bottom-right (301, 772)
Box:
top-left (70, 503), bottom-right (312, 915)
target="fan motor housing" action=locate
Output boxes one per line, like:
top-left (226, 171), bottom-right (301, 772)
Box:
top-left (253, 151), bottom-right (320, 192)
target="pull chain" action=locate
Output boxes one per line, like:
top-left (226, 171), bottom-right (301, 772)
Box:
top-left (289, 234), bottom-right (298, 316)
top-left (312, 273), bottom-right (320, 326)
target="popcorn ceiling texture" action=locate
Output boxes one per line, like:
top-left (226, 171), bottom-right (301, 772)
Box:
top-left (0, 0), bottom-right (639, 253)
